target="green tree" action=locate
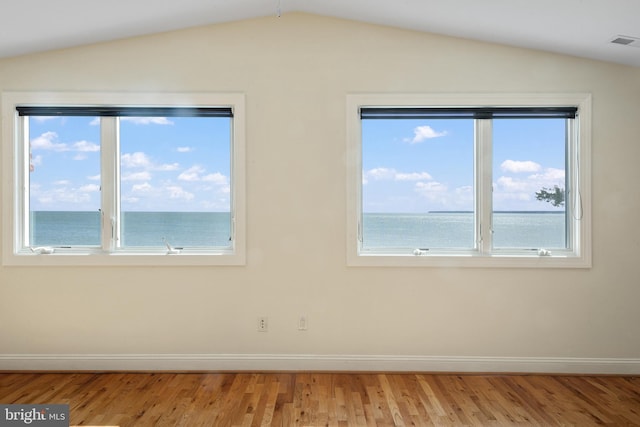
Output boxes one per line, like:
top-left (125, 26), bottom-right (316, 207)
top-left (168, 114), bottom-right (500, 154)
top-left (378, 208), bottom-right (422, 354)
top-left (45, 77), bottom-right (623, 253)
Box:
top-left (535, 185), bottom-right (564, 207)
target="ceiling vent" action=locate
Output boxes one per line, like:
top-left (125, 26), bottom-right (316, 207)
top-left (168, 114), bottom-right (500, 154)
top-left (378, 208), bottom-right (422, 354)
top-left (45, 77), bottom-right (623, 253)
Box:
top-left (610, 35), bottom-right (640, 47)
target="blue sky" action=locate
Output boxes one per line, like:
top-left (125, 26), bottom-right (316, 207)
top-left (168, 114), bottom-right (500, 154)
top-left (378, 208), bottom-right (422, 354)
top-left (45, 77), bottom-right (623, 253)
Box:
top-left (28, 116), bottom-right (231, 212)
top-left (28, 115), bottom-right (565, 214)
top-left (362, 118), bottom-right (567, 213)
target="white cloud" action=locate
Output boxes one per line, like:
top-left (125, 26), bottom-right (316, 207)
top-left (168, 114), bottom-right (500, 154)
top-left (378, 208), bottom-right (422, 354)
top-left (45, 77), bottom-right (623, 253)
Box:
top-left (363, 167), bottom-right (396, 183)
top-left (202, 172), bottom-right (228, 185)
top-left (79, 184), bottom-right (100, 193)
top-left (406, 125), bottom-right (447, 144)
top-left (178, 165), bottom-right (205, 182)
top-left (415, 181), bottom-right (448, 194)
top-left (132, 182), bottom-right (153, 193)
top-left (122, 171), bottom-right (152, 181)
top-left (363, 168), bottom-right (433, 184)
top-left (454, 185), bottom-right (475, 207)
top-left (395, 172), bottom-right (433, 181)
top-left (121, 152), bottom-right (179, 172)
top-left (529, 167), bottom-right (565, 182)
top-left (202, 172), bottom-right (230, 194)
top-left (88, 174), bottom-right (101, 181)
top-left (178, 165), bottom-right (225, 182)
top-left (30, 131), bottom-right (67, 151)
top-left (33, 185), bottom-right (95, 206)
top-left (37, 189), bottom-right (91, 205)
top-left (177, 146), bottom-right (193, 153)
top-left (414, 181), bottom-right (452, 207)
top-left (155, 162), bottom-right (180, 171)
top-left (166, 185), bottom-right (194, 200)
top-left (493, 167), bottom-right (566, 209)
top-left (496, 176), bottom-right (530, 192)
top-left (201, 198), bottom-right (231, 210)
top-left (496, 167), bottom-right (565, 194)
top-left (73, 140), bottom-right (100, 152)
top-left (500, 160), bottom-right (541, 173)
top-left (456, 185), bottom-right (473, 195)
top-left (31, 133), bottom-right (100, 157)
top-left (121, 195), bottom-right (140, 204)
top-left (72, 141), bottom-right (99, 160)
top-left (120, 117), bottom-right (174, 125)
top-left (29, 179), bottom-right (100, 209)
top-left (121, 152), bottom-right (152, 169)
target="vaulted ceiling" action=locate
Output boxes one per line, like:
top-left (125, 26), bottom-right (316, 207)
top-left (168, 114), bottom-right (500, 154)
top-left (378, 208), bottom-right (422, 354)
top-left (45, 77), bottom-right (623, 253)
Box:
top-left (1, 0), bottom-right (639, 67)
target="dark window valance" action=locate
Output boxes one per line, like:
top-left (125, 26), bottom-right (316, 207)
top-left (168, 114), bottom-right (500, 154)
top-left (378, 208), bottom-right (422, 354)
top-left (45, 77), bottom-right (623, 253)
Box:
top-left (360, 106), bottom-right (577, 120)
top-left (17, 106), bottom-right (233, 118)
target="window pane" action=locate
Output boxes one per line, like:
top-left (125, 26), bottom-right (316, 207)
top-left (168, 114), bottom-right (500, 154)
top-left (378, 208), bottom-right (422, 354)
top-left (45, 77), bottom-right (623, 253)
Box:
top-left (361, 118), bottom-right (475, 250)
top-left (28, 116), bottom-right (101, 246)
top-left (118, 116), bottom-right (232, 248)
top-left (492, 118), bottom-right (567, 249)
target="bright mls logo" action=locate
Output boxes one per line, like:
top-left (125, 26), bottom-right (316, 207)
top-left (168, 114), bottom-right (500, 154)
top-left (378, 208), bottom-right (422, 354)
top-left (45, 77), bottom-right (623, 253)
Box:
top-left (0, 405), bottom-right (68, 426)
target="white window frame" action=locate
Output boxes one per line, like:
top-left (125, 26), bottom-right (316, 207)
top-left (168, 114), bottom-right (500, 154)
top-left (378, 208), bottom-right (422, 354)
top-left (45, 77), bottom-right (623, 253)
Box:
top-left (2, 91), bottom-right (246, 266)
top-left (346, 93), bottom-right (592, 268)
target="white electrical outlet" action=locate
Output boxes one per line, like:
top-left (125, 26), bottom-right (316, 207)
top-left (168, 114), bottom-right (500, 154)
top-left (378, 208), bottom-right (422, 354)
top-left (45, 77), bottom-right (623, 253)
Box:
top-left (298, 315), bottom-right (308, 331)
top-left (258, 316), bottom-right (268, 332)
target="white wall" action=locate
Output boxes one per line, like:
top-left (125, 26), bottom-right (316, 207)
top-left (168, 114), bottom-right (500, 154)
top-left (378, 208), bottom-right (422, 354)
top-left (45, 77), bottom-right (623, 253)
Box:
top-left (1, 13), bottom-right (639, 373)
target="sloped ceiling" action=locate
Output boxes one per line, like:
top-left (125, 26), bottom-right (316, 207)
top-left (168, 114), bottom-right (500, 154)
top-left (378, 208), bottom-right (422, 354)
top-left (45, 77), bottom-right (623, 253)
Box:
top-left (1, 0), bottom-right (639, 67)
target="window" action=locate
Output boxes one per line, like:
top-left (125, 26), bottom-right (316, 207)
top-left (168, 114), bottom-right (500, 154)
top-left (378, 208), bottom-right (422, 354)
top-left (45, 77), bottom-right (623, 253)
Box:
top-left (347, 94), bottom-right (591, 268)
top-left (2, 92), bottom-right (246, 266)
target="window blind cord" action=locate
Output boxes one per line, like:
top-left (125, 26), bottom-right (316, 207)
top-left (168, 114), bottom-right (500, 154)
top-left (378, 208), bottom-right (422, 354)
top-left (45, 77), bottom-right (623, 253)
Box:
top-left (574, 190), bottom-right (583, 221)
top-left (573, 138), bottom-right (583, 221)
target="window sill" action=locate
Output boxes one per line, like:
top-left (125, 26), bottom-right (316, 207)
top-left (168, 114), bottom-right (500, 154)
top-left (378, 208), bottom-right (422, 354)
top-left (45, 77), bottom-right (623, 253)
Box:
top-left (348, 251), bottom-right (591, 268)
top-left (2, 251), bottom-right (245, 267)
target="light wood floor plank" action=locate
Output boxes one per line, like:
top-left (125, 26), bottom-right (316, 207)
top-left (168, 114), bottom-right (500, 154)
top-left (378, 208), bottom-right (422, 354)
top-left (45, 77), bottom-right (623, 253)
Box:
top-left (1, 372), bottom-right (639, 426)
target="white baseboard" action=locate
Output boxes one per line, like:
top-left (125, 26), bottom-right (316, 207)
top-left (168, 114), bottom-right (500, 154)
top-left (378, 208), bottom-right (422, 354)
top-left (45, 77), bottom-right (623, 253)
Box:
top-left (1, 354), bottom-right (639, 374)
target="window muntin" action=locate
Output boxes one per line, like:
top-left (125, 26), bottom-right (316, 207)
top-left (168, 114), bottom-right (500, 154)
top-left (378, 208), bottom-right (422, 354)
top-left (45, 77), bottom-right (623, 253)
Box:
top-left (348, 94), bottom-right (591, 268)
top-left (2, 92), bottom-right (245, 266)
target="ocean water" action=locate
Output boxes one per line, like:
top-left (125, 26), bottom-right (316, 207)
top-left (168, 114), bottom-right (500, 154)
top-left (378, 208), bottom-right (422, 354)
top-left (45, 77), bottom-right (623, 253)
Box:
top-left (362, 212), bottom-right (566, 250)
top-left (30, 211), bottom-right (231, 247)
top-left (30, 211), bottom-right (566, 250)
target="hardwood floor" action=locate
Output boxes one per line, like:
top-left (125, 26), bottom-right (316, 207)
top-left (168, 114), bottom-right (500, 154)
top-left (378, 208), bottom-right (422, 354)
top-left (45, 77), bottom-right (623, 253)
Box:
top-left (1, 372), bottom-right (639, 426)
